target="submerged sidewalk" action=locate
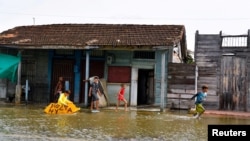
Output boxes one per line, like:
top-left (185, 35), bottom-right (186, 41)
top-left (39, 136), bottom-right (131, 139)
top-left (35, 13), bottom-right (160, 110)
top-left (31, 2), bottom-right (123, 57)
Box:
top-left (1, 100), bottom-right (250, 118)
top-left (104, 106), bottom-right (250, 118)
top-left (204, 110), bottom-right (250, 118)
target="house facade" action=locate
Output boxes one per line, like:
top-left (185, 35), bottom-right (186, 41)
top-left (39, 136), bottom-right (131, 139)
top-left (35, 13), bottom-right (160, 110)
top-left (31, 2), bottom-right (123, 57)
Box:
top-left (0, 24), bottom-right (187, 109)
top-left (195, 30), bottom-right (250, 111)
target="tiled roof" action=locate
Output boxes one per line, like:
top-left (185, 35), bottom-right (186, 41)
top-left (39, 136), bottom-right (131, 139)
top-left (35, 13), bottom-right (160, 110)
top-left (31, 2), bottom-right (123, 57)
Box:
top-left (0, 24), bottom-right (186, 49)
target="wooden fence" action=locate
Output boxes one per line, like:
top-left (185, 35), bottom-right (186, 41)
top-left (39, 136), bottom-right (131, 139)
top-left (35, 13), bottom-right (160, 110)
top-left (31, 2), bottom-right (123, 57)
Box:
top-left (167, 63), bottom-right (197, 109)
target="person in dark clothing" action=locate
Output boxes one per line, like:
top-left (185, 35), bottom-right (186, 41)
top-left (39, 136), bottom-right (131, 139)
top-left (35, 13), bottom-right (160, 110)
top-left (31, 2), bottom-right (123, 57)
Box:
top-left (54, 76), bottom-right (65, 102)
top-left (88, 76), bottom-right (102, 112)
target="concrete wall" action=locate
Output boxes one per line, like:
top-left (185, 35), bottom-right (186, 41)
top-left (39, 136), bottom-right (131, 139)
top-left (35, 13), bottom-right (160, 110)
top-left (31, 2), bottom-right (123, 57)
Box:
top-left (107, 83), bottom-right (130, 106)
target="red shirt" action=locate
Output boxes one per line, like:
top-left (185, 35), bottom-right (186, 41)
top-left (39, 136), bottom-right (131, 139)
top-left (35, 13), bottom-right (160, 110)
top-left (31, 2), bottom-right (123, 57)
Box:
top-left (118, 87), bottom-right (125, 101)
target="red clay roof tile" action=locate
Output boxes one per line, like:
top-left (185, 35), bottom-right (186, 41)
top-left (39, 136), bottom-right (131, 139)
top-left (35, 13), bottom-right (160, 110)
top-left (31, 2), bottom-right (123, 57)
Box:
top-left (0, 24), bottom-right (186, 49)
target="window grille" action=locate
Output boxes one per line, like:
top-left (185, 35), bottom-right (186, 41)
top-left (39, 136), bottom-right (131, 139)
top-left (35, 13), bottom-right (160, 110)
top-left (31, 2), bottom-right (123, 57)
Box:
top-left (55, 50), bottom-right (74, 55)
top-left (82, 50), bottom-right (104, 57)
top-left (222, 36), bottom-right (247, 47)
top-left (133, 51), bottom-right (155, 59)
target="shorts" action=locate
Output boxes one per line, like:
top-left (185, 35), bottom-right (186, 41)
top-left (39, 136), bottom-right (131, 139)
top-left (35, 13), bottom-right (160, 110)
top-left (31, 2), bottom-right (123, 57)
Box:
top-left (196, 103), bottom-right (205, 114)
top-left (118, 94), bottom-right (125, 101)
top-left (91, 93), bottom-right (99, 101)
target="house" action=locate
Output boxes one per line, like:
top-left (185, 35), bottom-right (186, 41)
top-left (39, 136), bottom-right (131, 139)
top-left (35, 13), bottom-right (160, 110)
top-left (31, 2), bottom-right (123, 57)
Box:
top-left (0, 24), bottom-right (187, 110)
top-left (195, 30), bottom-right (250, 112)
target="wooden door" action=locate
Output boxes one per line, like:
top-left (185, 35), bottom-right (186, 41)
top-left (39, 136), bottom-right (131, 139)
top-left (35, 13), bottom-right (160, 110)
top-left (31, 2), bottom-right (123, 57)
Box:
top-left (220, 56), bottom-right (247, 111)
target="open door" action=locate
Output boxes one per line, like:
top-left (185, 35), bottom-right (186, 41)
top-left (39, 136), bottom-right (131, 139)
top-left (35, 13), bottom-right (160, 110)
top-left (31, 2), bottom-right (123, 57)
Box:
top-left (137, 69), bottom-right (154, 105)
top-left (51, 59), bottom-right (75, 102)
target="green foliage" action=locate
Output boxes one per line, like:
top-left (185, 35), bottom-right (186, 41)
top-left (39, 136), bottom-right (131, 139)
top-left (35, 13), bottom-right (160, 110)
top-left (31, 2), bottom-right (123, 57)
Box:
top-left (186, 54), bottom-right (194, 64)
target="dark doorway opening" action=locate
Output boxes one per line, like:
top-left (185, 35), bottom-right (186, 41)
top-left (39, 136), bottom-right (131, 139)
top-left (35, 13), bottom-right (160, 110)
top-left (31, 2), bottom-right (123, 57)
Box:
top-left (80, 60), bottom-right (105, 104)
top-left (51, 59), bottom-right (75, 102)
top-left (137, 69), bottom-right (154, 105)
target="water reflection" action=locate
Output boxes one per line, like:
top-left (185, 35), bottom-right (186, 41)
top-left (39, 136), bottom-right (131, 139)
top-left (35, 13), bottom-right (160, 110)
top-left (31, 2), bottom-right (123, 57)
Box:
top-left (0, 104), bottom-right (249, 141)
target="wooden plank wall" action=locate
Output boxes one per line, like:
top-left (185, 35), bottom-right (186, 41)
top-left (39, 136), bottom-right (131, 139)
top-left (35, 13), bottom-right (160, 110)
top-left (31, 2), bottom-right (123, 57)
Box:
top-left (194, 30), bottom-right (250, 111)
top-left (194, 33), bottom-right (221, 109)
top-left (167, 63), bottom-right (196, 109)
top-left (167, 32), bottom-right (222, 110)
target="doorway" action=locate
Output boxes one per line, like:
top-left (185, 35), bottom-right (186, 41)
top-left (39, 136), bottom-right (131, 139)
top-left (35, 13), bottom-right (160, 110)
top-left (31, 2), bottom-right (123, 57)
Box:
top-left (51, 59), bottom-right (75, 102)
top-left (137, 69), bottom-right (154, 105)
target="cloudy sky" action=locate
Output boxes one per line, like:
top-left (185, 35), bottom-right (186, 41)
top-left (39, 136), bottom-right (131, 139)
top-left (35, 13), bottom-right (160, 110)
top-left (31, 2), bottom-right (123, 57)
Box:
top-left (1, 0), bottom-right (250, 51)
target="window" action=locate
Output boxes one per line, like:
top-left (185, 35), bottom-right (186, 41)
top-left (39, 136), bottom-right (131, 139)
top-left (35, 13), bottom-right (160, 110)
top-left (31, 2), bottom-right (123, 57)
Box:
top-left (82, 50), bottom-right (104, 57)
top-left (55, 50), bottom-right (74, 55)
top-left (133, 51), bottom-right (155, 59)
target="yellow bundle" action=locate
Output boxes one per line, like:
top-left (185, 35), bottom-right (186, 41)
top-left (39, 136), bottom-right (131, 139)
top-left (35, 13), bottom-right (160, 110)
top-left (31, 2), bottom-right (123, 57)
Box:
top-left (44, 103), bottom-right (80, 114)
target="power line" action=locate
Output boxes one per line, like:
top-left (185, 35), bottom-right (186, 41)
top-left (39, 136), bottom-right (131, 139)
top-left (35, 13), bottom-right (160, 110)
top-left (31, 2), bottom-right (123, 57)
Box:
top-left (1, 11), bottom-right (250, 21)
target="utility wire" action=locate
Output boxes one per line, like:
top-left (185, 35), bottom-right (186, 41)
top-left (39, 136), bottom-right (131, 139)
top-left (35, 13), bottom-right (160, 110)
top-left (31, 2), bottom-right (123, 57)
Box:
top-left (1, 11), bottom-right (250, 21)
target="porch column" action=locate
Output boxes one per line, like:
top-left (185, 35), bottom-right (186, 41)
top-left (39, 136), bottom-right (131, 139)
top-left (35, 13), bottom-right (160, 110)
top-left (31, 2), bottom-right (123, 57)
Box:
top-left (130, 67), bottom-right (138, 106)
top-left (160, 51), bottom-right (166, 112)
top-left (84, 50), bottom-right (90, 106)
top-left (15, 51), bottom-right (22, 104)
top-left (74, 51), bottom-right (81, 103)
top-left (83, 46), bottom-right (99, 106)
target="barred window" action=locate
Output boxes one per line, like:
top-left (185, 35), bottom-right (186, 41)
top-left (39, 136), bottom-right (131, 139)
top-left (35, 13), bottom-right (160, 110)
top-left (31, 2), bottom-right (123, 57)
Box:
top-left (55, 50), bottom-right (74, 55)
top-left (133, 51), bottom-right (155, 59)
top-left (82, 50), bottom-right (104, 57)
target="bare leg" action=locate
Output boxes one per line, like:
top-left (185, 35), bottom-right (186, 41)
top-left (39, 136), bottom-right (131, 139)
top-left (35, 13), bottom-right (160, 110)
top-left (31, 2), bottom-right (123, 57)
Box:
top-left (115, 101), bottom-right (118, 111)
top-left (90, 101), bottom-right (93, 111)
top-left (116, 101), bottom-right (120, 111)
top-left (123, 99), bottom-right (128, 111)
top-left (96, 100), bottom-right (99, 110)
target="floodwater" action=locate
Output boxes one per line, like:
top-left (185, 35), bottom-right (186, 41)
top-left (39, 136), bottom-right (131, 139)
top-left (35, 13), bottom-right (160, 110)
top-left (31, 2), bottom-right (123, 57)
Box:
top-left (0, 104), bottom-right (250, 141)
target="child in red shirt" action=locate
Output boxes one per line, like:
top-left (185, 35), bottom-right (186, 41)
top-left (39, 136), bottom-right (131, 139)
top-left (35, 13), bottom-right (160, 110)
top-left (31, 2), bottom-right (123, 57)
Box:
top-left (116, 83), bottom-right (128, 111)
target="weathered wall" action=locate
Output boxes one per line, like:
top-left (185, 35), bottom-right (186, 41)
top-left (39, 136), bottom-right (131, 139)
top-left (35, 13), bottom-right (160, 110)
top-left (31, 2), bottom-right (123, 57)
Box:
top-left (167, 63), bottom-right (196, 109)
top-left (195, 31), bottom-right (250, 111)
top-left (195, 33), bottom-right (221, 109)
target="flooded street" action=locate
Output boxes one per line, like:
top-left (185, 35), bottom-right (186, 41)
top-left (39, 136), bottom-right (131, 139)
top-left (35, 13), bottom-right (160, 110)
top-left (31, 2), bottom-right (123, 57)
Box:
top-left (0, 104), bottom-right (250, 141)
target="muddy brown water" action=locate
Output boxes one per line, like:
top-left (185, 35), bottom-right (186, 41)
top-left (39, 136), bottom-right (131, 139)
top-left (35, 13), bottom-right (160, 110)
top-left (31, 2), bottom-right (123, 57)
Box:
top-left (0, 104), bottom-right (249, 141)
